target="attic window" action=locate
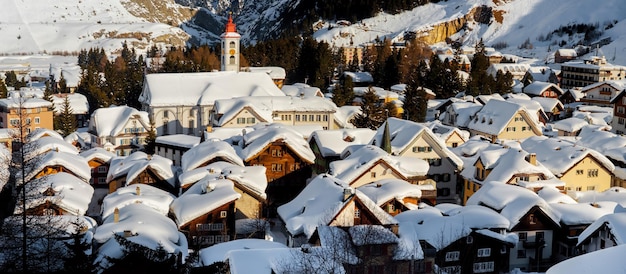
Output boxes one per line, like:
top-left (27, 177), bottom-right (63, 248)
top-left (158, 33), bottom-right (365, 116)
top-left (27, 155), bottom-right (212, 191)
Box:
top-left (481, 117), bottom-right (486, 123)
top-left (220, 211), bottom-right (227, 218)
top-left (488, 119), bottom-right (493, 125)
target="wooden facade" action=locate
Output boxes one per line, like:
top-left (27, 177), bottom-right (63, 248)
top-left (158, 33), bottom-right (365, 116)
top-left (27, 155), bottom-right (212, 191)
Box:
top-left (436, 231), bottom-right (514, 274)
top-left (177, 202), bottom-right (237, 249)
top-left (108, 167), bottom-right (176, 195)
top-left (87, 158), bottom-right (109, 188)
top-left (509, 206), bottom-right (560, 272)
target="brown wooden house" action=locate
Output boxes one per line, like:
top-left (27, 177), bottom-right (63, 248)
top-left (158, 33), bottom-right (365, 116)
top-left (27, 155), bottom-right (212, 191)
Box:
top-left (170, 179), bottom-right (240, 249)
top-left (80, 147), bottom-right (115, 188)
top-left (239, 127), bottom-right (315, 216)
top-left (17, 172), bottom-right (94, 216)
top-left (435, 231), bottom-right (515, 274)
top-left (106, 153), bottom-right (177, 194)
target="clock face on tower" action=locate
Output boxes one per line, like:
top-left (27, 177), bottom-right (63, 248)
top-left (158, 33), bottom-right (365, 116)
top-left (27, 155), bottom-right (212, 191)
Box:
top-left (229, 49), bottom-right (236, 55)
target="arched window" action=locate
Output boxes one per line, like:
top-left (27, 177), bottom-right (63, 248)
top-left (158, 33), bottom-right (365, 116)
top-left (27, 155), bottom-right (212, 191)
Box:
top-left (229, 41), bottom-right (236, 49)
top-left (229, 56), bottom-right (235, 65)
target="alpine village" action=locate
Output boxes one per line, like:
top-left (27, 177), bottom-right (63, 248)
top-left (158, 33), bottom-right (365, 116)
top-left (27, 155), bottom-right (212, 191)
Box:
top-left (1, 0), bottom-right (626, 274)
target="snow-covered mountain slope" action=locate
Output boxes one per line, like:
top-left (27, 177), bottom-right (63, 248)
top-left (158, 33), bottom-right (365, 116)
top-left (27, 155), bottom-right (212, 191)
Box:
top-left (0, 0), bottom-right (189, 55)
top-left (312, 0), bottom-right (626, 64)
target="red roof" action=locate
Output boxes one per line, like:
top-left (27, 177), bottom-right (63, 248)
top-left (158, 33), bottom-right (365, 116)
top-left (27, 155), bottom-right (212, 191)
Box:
top-left (225, 13), bottom-right (236, 33)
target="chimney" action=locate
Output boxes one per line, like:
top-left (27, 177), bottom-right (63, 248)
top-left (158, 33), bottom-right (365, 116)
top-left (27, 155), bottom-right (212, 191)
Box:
top-left (343, 188), bottom-right (353, 201)
top-left (528, 153), bottom-right (537, 166)
top-left (136, 186), bottom-right (141, 195)
top-left (113, 207), bottom-right (120, 223)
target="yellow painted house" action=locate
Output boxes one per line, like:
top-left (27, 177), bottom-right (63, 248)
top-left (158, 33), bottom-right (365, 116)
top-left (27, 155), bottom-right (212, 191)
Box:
top-left (520, 136), bottom-right (615, 193)
top-left (0, 97), bottom-right (54, 136)
top-left (468, 99), bottom-right (543, 142)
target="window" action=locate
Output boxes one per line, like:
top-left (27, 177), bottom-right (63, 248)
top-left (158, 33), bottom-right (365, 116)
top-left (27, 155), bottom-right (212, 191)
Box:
top-left (163, 111), bottom-right (168, 118)
top-left (477, 248), bottom-right (491, 257)
top-left (295, 115), bottom-right (301, 121)
top-left (576, 169), bottom-right (584, 175)
top-left (473, 262), bottom-right (494, 273)
top-left (309, 115), bottom-right (314, 121)
top-left (587, 186), bottom-right (596, 191)
top-left (618, 106), bottom-right (625, 114)
top-left (354, 208), bottom-right (360, 218)
top-left (323, 115), bottom-right (328, 122)
top-left (229, 41), bottom-right (236, 49)
top-left (588, 169), bottom-right (599, 177)
top-left (519, 232), bottom-right (527, 240)
top-left (529, 214), bottom-right (536, 224)
top-left (316, 115), bottom-right (321, 121)
top-left (466, 235), bottom-right (474, 244)
top-left (302, 115), bottom-right (307, 122)
top-left (236, 117), bottom-right (246, 124)
top-left (371, 172), bottom-right (376, 178)
top-left (246, 117), bottom-right (256, 124)
top-left (445, 251), bottom-right (460, 262)
top-left (229, 56), bottom-right (235, 65)
top-left (220, 211), bottom-right (227, 218)
top-left (452, 142), bottom-right (458, 148)
top-left (536, 232), bottom-right (545, 242)
top-left (517, 249), bottom-right (526, 258)
top-left (34, 117), bottom-right (40, 124)
top-left (98, 177), bottom-right (106, 184)
top-left (620, 117), bottom-right (626, 125)
top-left (98, 166), bottom-right (107, 173)
top-left (417, 147), bottom-right (426, 152)
top-left (10, 118), bottom-right (18, 126)
top-left (387, 203), bottom-right (395, 213)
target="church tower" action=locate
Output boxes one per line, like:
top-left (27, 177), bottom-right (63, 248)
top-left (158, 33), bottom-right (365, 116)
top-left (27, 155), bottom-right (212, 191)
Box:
top-left (221, 13), bottom-right (241, 72)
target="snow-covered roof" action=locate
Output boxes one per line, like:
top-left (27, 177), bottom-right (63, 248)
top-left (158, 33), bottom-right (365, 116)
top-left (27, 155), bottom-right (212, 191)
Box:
top-left (27, 128), bottom-right (63, 142)
top-left (309, 128), bottom-right (376, 157)
top-left (21, 150), bottom-right (91, 183)
top-left (466, 181), bottom-right (560, 230)
top-left (523, 81), bottom-right (563, 96)
top-left (574, 187), bottom-right (626, 208)
top-left (277, 174), bottom-right (396, 239)
top-left (424, 120), bottom-right (470, 143)
top-left (101, 184), bottom-right (176, 219)
top-left (581, 79), bottom-right (626, 93)
top-left (343, 71), bottom-right (373, 83)
top-left (353, 86), bottom-right (399, 100)
top-left (460, 147), bottom-right (554, 184)
top-left (446, 101), bottom-right (483, 128)
top-left (178, 161), bottom-right (267, 198)
top-left (281, 84), bottom-right (323, 98)
top-left (0, 96), bottom-right (52, 109)
top-left (139, 71), bottom-right (285, 107)
top-left (79, 147), bottom-right (116, 164)
top-left (531, 97), bottom-right (563, 112)
top-left (247, 66), bottom-right (286, 79)
top-left (14, 172), bottom-right (94, 215)
top-left (525, 66), bottom-right (556, 82)
top-left (576, 128), bottom-right (626, 155)
top-left (547, 244), bottom-right (626, 274)
top-left (578, 212), bottom-right (626, 246)
top-left (155, 134), bottom-right (200, 149)
top-left (89, 105), bottom-right (149, 137)
top-left (468, 99), bottom-right (541, 136)
top-left (333, 105), bottom-right (361, 129)
top-left (370, 118), bottom-right (463, 168)
top-left (349, 225), bottom-right (398, 246)
top-left (551, 201), bottom-right (620, 226)
top-left (329, 145), bottom-right (429, 184)
top-left (487, 63), bottom-right (531, 77)
top-left (170, 178), bottom-right (241, 227)
top-left (239, 126), bottom-right (315, 163)
top-left (213, 96), bottom-right (337, 126)
top-left (226, 245), bottom-right (344, 274)
top-left (552, 117), bottom-right (588, 132)
top-left (520, 135), bottom-right (615, 176)
top-left (181, 138), bottom-right (244, 172)
top-left (23, 135), bottom-right (79, 160)
top-left (556, 49), bottom-right (578, 57)
top-left (93, 203), bottom-right (188, 270)
top-left (106, 152), bottom-right (177, 187)
top-left (199, 239), bottom-right (287, 267)
top-left (51, 92), bottom-right (89, 114)
top-left (357, 178), bottom-right (422, 206)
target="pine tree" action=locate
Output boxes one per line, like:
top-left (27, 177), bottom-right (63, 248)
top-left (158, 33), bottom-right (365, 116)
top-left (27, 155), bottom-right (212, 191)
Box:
top-left (0, 78), bottom-right (8, 98)
top-left (466, 39), bottom-right (494, 96)
top-left (58, 72), bottom-right (67, 94)
top-left (403, 61), bottom-right (428, 122)
top-left (332, 76), bottom-right (355, 107)
top-left (143, 120), bottom-right (157, 155)
top-left (62, 220), bottom-right (95, 274)
top-left (350, 86), bottom-right (384, 129)
top-left (55, 96), bottom-right (77, 137)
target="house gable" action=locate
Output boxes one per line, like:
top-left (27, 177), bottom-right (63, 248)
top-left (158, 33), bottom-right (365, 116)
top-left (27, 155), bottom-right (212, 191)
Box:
top-left (348, 159), bottom-right (407, 188)
top-left (559, 154), bottom-right (613, 192)
top-left (219, 106), bottom-right (268, 127)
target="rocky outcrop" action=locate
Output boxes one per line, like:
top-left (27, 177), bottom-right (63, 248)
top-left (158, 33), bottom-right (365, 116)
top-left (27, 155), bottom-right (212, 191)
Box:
top-left (419, 16), bottom-right (467, 44)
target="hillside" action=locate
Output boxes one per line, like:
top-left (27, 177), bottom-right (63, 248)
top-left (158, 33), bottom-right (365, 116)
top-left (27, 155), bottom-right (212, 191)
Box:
top-left (0, 0), bottom-right (626, 67)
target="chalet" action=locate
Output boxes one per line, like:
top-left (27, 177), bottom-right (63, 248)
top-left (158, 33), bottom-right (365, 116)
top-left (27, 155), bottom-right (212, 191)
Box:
top-left (308, 128), bottom-right (376, 175)
top-left (14, 172), bottom-right (94, 216)
top-left (211, 96), bottom-right (337, 130)
top-left (358, 178), bottom-right (432, 215)
top-left (21, 150), bottom-right (91, 183)
top-left (523, 81), bottom-right (563, 98)
top-left (554, 49), bottom-right (577, 64)
top-left (396, 205), bottom-right (518, 274)
top-left (237, 126), bottom-right (314, 213)
top-left (474, 94), bottom-right (505, 106)
top-left (459, 145), bottom-right (556, 204)
top-left (333, 105), bottom-right (362, 129)
top-left (155, 134), bottom-right (200, 167)
top-left (106, 152), bottom-right (178, 194)
top-left (579, 80), bottom-right (626, 106)
top-left (439, 100), bottom-right (483, 130)
top-left (341, 71), bottom-right (374, 87)
top-left (79, 147), bottom-right (116, 187)
top-left (344, 225), bottom-right (405, 274)
top-left (246, 67), bottom-right (286, 89)
top-left (467, 182), bottom-right (561, 272)
top-left (177, 161), bottom-right (267, 219)
top-left (180, 138), bottom-right (244, 174)
top-left (521, 136), bottom-right (615, 193)
top-left (88, 105), bottom-right (151, 156)
top-left (281, 83), bottom-right (324, 98)
top-left (64, 131), bottom-right (94, 151)
top-left (609, 88), bottom-right (626, 134)
top-left (550, 200), bottom-right (617, 262)
top-left (423, 120), bottom-right (470, 148)
top-left (93, 203), bottom-right (188, 271)
top-left (438, 54), bottom-right (471, 72)
top-left (277, 174), bottom-right (397, 247)
top-left (505, 97), bottom-right (550, 125)
top-left (577, 212), bottom-right (626, 255)
top-left (531, 97), bottom-right (564, 122)
top-left (468, 100), bottom-right (543, 142)
top-left (559, 88), bottom-right (584, 105)
top-left (369, 118), bottom-right (463, 203)
top-left (170, 178), bottom-right (240, 248)
top-left (573, 128), bottom-right (626, 188)
top-left (329, 145), bottom-right (431, 193)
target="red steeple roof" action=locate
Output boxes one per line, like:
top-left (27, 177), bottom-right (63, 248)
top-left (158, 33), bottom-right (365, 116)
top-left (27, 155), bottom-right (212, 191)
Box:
top-left (225, 13), bottom-right (236, 33)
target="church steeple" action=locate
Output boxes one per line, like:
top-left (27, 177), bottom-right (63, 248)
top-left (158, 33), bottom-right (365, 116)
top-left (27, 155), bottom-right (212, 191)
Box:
top-left (221, 12), bottom-right (241, 72)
